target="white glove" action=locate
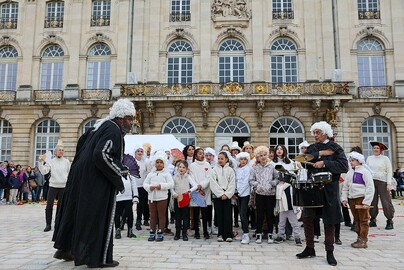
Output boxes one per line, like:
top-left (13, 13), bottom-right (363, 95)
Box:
top-left (132, 197), bottom-right (139, 204)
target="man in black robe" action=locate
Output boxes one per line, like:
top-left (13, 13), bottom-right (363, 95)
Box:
top-left (52, 99), bottom-right (135, 268)
top-left (296, 121), bottom-right (348, 266)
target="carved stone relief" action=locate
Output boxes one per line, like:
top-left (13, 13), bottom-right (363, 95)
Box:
top-left (312, 99), bottom-right (321, 122)
top-left (173, 101), bottom-right (183, 116)
top-left (201, 100), bottom-right (209, 128)
top-left (90, 104), bottom-right (98, 117)
top-left (256, 100), bottom-right (265, 128)
top-left (373, 102), bottom-right (381, 115)
top-left (282, 101), bottom-right (292, 116)
top-left (146, 100), bottom-right (155, 128)
top-left (42, 105), bottom-right (50, 117)
top-left (211, 0), bottom-right (251, 19)
top-left (228, 101), bottom-right (238, 116)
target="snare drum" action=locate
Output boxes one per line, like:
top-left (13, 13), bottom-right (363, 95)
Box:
top-left (312, 172), bottom-right (332, 184)
top-left (279, 172), bottom-right (296, 184)
top-left (293, 185), bottom-right (324, 208)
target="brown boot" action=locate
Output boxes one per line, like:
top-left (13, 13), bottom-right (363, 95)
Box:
top-left (352, 240), bottom-right (368, 248)
top-left (350, 238), bottom-right (360, 247)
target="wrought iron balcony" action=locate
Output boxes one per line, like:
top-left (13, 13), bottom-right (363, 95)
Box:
top-left (358, 86), bottom-right (392, 98)
top-left (33, 89), bottom-right (63, 101)
top-left (90, 15), bottom-right (110, 27)
top-left (44, 16), bottom-right (64, 28)
top-left (81, 89), bottom-right (111, 100)
top-left (0, 17), bottom-right (17, 29)
top-left (120, 81), bottom-right (350, 97)
top-left (0, 90), bottom-right (16, 101)
top-left (169, 12), bottom-right (191, 22)
top-left (358, 10), bottom-right (380, 20)
top-left (272, 11), bottom-right (294, 20)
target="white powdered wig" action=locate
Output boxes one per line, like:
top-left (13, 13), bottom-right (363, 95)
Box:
top-left (310, 121), bottom-right (333, 138)
top-left (93, 99), bottom-right (136, 131)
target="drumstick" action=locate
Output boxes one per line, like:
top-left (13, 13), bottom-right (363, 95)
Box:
top-left (300, 161), bottom-right (315, 166)
top-left (355, 205), bottom-right (374, 209)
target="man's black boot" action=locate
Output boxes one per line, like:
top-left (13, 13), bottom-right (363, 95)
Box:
top-left (296, 247), bottom-right (316, 259)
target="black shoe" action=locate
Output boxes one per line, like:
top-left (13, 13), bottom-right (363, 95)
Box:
top-left (143, 220), bottom-right (150, 226)
top-left (53, 249), bottom-right (74, 261)
top-left (88, 260), bottom-right (120, 268)
top-left (351, 223), bottom-right (355, 231)
top-left (195, 233), bottom-right (200, 239)
top-left (234, 223), bottom-right (239, 228)
top-left (183, 234), bottom-right (188, 241)
top-left (385, 219), bottom-right (394, 230)
top-left (335, 238), bottom-right (342, 245)
top-left (174, 234), bottom-right (180, 240)
top-left (127, 228), bottom-right (136, 238)
top-left (296, 247), bottom-right (316, 259)
top-left (344, 222), bottom-right (353, 227)
top-left (369, 218), bottom-right (377, 227)
top-left (135, 224), bottom-right (142, 231)
top-left (44, 225), bottom-right (51, 232)
top-left (115, 229), bottom-right (121, 239)
top-left (326, 251), bottom-right (337, 266)
top-left (204, 233), bottom-right (210, 239)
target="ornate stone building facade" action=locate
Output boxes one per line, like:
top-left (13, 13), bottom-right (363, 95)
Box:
top-left (0, 0), bottom-right (403, 169)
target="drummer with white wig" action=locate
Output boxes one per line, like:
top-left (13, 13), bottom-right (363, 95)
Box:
top-left (296, 121), bottom-right (349, 266)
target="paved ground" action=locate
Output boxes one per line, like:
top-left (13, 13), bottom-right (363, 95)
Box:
top-left (1, 199), bottom-right (404, 270)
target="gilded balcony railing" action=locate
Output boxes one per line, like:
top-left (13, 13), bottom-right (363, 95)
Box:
top-left (0, 90), bottom-right (16, 101)
top-left (358, 10), bottom-right (380, 20)
top-left (44, 16), bottom-right (64, 28)
top-left (81, 89), bottom-right (111, 100)
top-left (120, 82), bottom-right (350, 97)
top-left (169, 12), bottom-right (191, 22)
top-left (358, 86), bottom-right (392, 98)
top-left (90, 15), bottom-right (111, 26)
top-left (272, 11), bottom-right (294, 20)
top-left (0, 17), bottom-right (17, 29)
top-left (33, 89), bottom-right (63, 101)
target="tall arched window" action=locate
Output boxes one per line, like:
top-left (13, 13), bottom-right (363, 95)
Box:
top-left (357, 38), bottom-right (385, 86)
top-left (270, 38), bottom-right (298, 83)
top-left (0, 119), bottom-right (12, 161)
top-left (269, 117), bottom-right (304, 158)
top-left (0, 1), bottom-right (18, 29)
top-left (34, 119), bottom-right (60, 163)
top-left (40, 45), bottom-right (64, 90)
top-left (214, 117), bottom-right (250, 150)
top-left (0, 46), bottom-right (18, 90)
top-left (83, 119), bottom-right (98, 133)
top-left (218, 39), bottom-right (245, 83)
top-left (162, 117), bottom-right (196, 146)
top-left (361, 117), bottom-right (391, 159)
top-left (167, 40), bottom-right (193, 85)
top-left (86, 43), bottom-right (111, 89)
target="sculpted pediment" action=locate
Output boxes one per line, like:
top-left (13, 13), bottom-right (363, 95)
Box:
top-left (211, 0), bottom-right (251, 28)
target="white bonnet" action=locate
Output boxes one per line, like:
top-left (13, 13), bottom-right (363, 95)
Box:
top-left (205, 147), bottom-right (216, 156)
top-left (152, 150), bottom-right (169, 168)
top-left (348, 151), bottom-right (365, 164)
top-left (299, 141), bottom-right (310, 150)
top-left (236, 152), bottom-right (250, 161)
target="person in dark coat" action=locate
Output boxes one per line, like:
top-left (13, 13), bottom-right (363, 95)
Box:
top-left (52, 99), bottom-right (136, 268)
top-left (296, 121), bottom-right (348, 266)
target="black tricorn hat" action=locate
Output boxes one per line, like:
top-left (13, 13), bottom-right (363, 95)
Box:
top-left (370, 141), bottom-right (388, 151)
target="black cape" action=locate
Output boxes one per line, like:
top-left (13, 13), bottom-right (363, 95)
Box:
top-left (53, 120), bottom-right (128, 267)
top-left (303, 140), bottom-right (349, 224)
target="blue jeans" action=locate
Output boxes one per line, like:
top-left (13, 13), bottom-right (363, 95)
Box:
top-left (31, 188), bottom-right (38, 202)
top-left (0, 188), bottom-right (3, 202)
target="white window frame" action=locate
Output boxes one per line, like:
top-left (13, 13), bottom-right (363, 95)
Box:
top-left (0, 46), bottom-right (18, 90)
top-left (361, 117), bottom-right (391, 160)
top-left (167, 40), bottom-right (193, 85)
top-left (0, 119), bottom-right (12, 161)
top-left (162, 117), bottom-right (196, 146)
top-left (270, 38), bottom-right (298, 83)
top-left (40, 45), bottom-right (65, 90)
top-left (34, 119), bottom-right (60, 164)
top-left (357, 38), bottom-right (386, 87)
top-left (269, 117), bottom-right (304, 159)
top-left (86, 43), bottom-right (111, 89)
top-left (218, 39), bottom-right (245, 83)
